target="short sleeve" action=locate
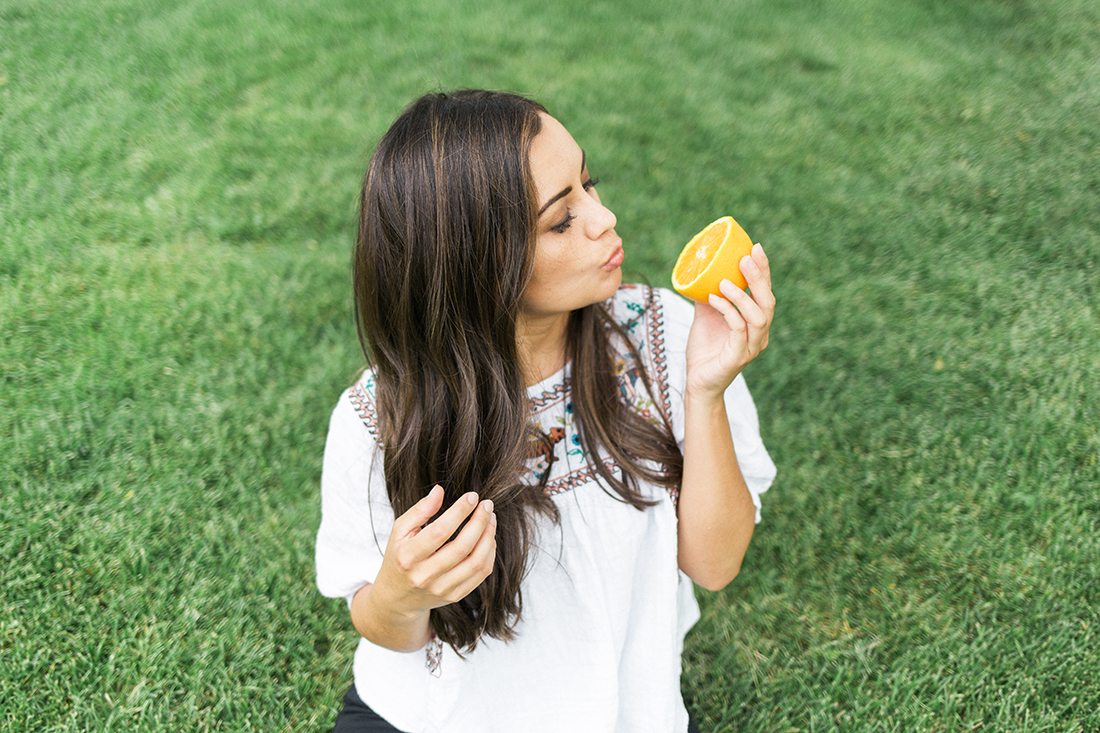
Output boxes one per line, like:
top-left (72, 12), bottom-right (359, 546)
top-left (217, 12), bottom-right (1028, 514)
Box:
top-left (315, 386), bottom-right (395, 607)
top-left (656, 288), bottom-right (777, 523)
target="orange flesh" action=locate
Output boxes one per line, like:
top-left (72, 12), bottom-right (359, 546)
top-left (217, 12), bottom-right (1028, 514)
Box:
top-left (673, 220), bottom-right (729, 288)
top-left (682, 226), bottom-right (725, 283)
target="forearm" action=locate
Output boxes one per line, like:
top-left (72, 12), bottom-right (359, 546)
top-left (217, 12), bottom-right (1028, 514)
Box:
top-left (676, 388), bottom-right (757, 591)
top-left (350, 582), bottom-right (433, 653)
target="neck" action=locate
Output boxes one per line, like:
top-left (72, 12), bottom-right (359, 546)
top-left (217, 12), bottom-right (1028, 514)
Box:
top-left (515, 311), bottom-right (570, 386)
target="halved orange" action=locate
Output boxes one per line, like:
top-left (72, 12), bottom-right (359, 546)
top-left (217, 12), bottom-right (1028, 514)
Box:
top-left (671, 216), bottom-right (755, 303)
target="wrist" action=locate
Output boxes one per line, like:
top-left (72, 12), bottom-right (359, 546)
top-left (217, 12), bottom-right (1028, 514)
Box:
top-left (365, 581), bottom-right (430, 627)
top-left (683, 383), bottom-right (727, 414)
top-left (353, 584), bottom-right (433, 652)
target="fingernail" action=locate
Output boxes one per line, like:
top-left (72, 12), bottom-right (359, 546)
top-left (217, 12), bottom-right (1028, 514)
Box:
top-left (466, 493), bottom-right (478, 505)
top-left (489, 512), bottom-right (497, 526)
top-left (708, 293), bottom-right (723, 307)
top-left (741, 256), bottom-right (756, 270)
top-left (483, 500), bottom-right (494, 513)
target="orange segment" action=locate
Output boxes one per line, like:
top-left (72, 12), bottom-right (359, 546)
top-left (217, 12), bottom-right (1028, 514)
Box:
top-left (671, 215), bottom-right (754, 303)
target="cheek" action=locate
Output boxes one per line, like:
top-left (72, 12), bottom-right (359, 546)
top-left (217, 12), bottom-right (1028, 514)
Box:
top-left (531, 237), bottom-right (569, 275)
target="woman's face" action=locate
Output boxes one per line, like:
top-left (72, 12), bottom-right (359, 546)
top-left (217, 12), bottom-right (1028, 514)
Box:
top-left (522, 114), bottom-right (623, 321)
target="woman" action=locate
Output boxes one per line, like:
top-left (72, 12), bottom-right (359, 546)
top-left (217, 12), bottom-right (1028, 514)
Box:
top-left (316, 89), bottom-right (776, 733)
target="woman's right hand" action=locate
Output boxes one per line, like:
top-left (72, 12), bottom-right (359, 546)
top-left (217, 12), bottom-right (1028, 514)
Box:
top-left (351, 485), bottom-right (497, 652)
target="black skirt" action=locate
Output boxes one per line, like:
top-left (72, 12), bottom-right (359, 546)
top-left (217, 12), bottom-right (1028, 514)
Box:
top-left (332, 685), bottom-right (406, 733)
top-left (331, 684), bottom-right (705, 732)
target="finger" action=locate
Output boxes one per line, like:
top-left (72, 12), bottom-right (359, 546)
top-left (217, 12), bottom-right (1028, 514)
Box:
top-left (440, 512), bottom-right (498, 602)
top-left (707, 290), bottom-right (746, 327)
top-left (742, 250), bottom-right (776, 312)
top-left (740, 244), bottom-right (772, 294)
top-left (739, 254), bottom-right (763, 291)
top-left (717, 281), bottom-right (771, 355)
top-left (391, 484), bottom-right (445, 540)
top-left (720, 277), bottom-right (769, 331)
top-left (430, 499), bottom-right (495, 571)
top-left (707, 293), bottom-right (750, 356)
top-left (750, 243), bottom-right (771, 285)
top-left (730, 256), bottom-right (775, 314)
top-left (410, 491), bottom-right (481, 555)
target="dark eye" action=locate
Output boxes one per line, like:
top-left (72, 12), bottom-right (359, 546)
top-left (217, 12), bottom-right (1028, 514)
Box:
top-left (550, 211), bottom-right (576, 234)
top-left (583, 177), bottom-right (600, 191)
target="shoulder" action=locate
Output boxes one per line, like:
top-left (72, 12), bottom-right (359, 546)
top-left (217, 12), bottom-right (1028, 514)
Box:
top-left (324, 368), bottom-right (383, 461)
top-left (320, 368), bottom-right (390, 524)
top-left (344, 368), bottom-right (382, 441)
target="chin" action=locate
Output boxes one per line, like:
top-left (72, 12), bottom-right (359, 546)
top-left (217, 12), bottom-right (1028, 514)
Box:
top-left (602, 271), bottom-right (623, 299)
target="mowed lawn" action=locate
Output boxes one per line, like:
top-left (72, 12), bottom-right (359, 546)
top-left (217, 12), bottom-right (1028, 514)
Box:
top-left (2, 0), bottom-right (1097, 730)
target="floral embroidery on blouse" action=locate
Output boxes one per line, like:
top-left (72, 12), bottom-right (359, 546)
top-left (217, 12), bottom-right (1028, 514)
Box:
top-left (349, 371), bottom-right (381, 442)
top-left (526, 426), bottom-right (566, 481)
top-left (425, 635), bottom-right (443, 677)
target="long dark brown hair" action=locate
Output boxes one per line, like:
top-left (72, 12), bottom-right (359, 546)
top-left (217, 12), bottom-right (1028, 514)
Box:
top-left (354, 89), bottom-right (682, 652)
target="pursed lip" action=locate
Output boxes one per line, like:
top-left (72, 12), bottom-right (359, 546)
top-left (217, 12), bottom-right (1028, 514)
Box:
top-left (602, 239), bottom-right (625, 270)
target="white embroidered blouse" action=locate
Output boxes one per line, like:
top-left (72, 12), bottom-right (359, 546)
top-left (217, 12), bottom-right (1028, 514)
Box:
top-left (315, 285), bottom-right (776, 733)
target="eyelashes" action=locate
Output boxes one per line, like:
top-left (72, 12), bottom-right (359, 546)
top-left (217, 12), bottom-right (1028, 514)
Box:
top-left (550, 212), bottom-right (576, 234)
top-left (548, 178), bottom-right (600, 234)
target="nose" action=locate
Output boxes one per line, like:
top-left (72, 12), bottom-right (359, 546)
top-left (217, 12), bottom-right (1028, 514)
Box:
top-left (585, 198), bottom-right (617, 239)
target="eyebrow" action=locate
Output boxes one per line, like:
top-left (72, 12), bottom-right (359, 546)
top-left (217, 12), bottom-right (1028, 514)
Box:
top-left (538, 150), bottom-right (586, 216)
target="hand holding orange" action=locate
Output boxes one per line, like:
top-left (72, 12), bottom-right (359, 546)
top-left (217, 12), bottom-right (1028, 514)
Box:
top-left (671, 216), bottom-right (756, 303)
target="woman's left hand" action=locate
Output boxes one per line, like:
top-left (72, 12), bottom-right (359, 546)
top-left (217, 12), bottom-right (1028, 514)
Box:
top-left (684, 243), bottom-right (774, 399)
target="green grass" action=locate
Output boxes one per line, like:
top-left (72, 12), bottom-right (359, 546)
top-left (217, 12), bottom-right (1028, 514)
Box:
top-left (2, 0), bottom-right (1098, 730)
